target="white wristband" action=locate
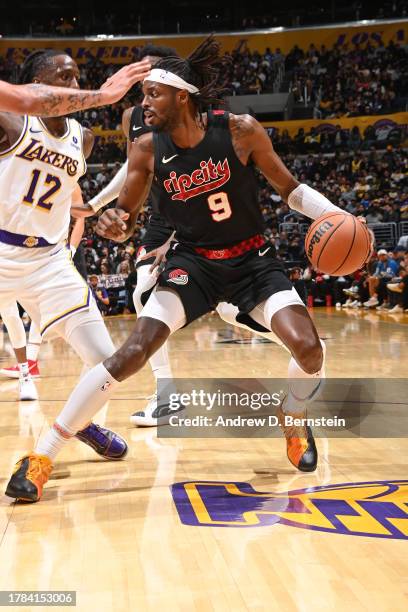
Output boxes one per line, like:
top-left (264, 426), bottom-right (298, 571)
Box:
top-left (89, 161), bottom-right (128, 213)
top-left (288, 183), bottom-right (346, 221)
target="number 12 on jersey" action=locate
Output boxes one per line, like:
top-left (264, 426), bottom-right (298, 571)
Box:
top-left (207, 192), bottom-right (232, 222)
top-left (22, 169), bottom-right (62, 213)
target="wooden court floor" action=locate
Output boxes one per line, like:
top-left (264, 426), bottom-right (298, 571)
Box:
top-left (1, 308), bottom-right (408, 611)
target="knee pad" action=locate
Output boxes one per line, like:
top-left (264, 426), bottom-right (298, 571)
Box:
top-left (140, 287), bottom-right (186, 334)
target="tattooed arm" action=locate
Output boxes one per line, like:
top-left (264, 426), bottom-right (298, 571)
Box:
top-left (229, 113), bottom-right (298, 201)
top-left (96, 133), bottom-right (154, 242)
top-left (0, 60), bottom-right (150, 117)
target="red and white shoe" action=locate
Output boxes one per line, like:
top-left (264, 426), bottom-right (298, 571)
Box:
top-left (0, 360), bottom-right (40, 379)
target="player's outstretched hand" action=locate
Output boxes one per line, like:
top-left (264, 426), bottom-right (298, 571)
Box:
top-left (100, 60), bottom-right (151, 103)
top-left (96, 208), bottom-right (130, 241)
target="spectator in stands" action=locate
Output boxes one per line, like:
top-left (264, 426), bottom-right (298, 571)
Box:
top-left (88, 274), bottom-right (110, 315)
top-left (382, 257), bottom-right (408, 313)
top-left (118, 260), bottom-right (131, 276)
top-left (397, 235), bottom-right (408, 251)
top-left (100, 261), bottom-right (112, 275)
top-left (342, 270), bottom-right (370, 308)
top-left (364, 249), bottom-right (399, 308)
top-left (365, 204), bottom-right (384, 223)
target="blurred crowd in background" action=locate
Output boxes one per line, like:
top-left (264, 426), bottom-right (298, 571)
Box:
top-left (2, 0), bottom-right (407, 37)
top-left (0, 37), bottom-right (406, 317)
top-left (287, 40), bottom-right (407, 115)
top-left (1, 39), bottom-right (407, 116)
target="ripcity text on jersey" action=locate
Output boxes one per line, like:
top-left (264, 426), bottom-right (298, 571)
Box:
top-left (152, 111), bottom-right (265, 250)
top-left (0, 115), bottom-right (86, 244)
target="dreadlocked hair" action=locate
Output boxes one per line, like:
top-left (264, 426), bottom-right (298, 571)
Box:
top-left (19, 49), bottom-right (66, 84)
top-left (154, 35), bottom-right (228, 113)
top-left (139, 44), bottom-right (177, 60)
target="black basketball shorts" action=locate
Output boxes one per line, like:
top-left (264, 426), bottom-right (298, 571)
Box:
top-left (157, 243), bottom-right (293, 325)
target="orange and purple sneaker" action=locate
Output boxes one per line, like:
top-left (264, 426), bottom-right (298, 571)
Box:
top-left (75, 423), bottom-right (128, 460)
top-left (277, 405), bottom-right (318, 472)
top-left (5, 453), bottom-right (53, 502)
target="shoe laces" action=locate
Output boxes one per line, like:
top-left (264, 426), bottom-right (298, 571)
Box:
top-left (278, 406), bottom-right (308, 441)
top-left (83, 423), bottom-right (108, 444)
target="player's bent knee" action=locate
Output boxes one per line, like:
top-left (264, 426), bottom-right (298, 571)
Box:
top-left (107, 342), bottom-right (149, 382)
top-left (293, 337), bottom-right (323, 374)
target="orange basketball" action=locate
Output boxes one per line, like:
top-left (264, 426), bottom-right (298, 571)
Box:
top-left (305, 212), bottom-right (371, 276)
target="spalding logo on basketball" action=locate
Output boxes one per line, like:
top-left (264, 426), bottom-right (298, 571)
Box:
top-left (305, 212), bottom-right (371, 276)
top-left (306, 220), bottom-right (334, 258)
top-left (168, 268), bottom-right (189, 285)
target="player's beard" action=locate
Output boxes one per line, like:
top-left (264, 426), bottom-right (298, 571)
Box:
top-left (151, 108), bottom-right (181, 133)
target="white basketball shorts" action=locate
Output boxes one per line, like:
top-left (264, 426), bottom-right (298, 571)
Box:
top-left (0, 242), bottom-right (94, 337)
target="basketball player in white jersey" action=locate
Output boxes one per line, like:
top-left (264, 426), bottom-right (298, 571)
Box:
top-left (0, 216), bottom-right (85, 398)
top-left (0, 50), bottom-right (150, 501)
top-left (0, 61), bottom-right (150, 117)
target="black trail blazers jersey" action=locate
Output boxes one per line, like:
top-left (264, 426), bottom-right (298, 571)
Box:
top-left (152, 111), bottom-right (265, 249)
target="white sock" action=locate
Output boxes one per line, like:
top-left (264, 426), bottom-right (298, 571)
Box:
top-left (285, 340), bottom-right (326, 414)
top-left (35, 363), bottom-right (119, 461)
top-left (35, 422), bottom-right (75, 461)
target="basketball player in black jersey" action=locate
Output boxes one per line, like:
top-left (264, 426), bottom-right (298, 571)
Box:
top-left (6, 37), bottom-right (352, 501)
top-left (88, 44), bottom-right (295, 428)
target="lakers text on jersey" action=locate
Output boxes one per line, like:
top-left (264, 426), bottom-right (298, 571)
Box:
top-left (0, 115), bottom-right (93, 336)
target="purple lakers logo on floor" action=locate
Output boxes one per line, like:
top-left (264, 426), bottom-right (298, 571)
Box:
top-left (171, 480), bottom-right (408, 539)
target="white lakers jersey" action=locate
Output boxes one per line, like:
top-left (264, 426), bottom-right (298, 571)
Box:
top-left (0, 115), bottom-right (86, 244)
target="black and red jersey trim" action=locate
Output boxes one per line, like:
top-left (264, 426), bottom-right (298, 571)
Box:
top-left (193, 234), bottom-right (265, 260)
